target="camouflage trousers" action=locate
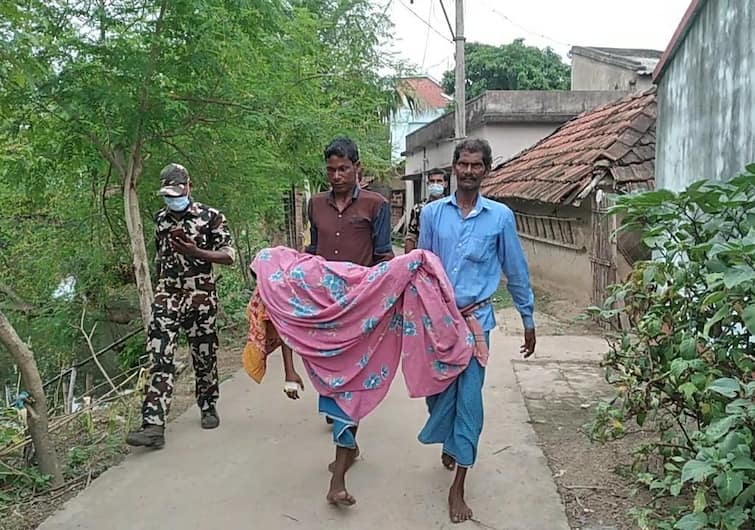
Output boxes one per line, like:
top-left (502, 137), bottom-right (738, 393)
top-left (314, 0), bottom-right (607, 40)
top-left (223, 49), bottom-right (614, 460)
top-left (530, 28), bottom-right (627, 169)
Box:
top-left (141, 289), bottom-right (219, 426)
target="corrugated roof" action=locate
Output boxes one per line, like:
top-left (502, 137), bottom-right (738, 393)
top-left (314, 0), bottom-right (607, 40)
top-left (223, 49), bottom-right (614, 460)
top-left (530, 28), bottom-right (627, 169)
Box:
top-left (398, 77), bottom-right (452, 110)
top-left (482, 88), bottom-right (656, 205)
top-left (571, 46), bottom-right (662, 76)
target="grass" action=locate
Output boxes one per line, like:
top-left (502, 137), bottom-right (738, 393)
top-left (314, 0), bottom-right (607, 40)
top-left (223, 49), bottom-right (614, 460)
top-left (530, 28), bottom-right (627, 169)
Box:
top-left (492, 283), bottom-right (552, 312)
top-left (492, 283), bottom-right (514, 310)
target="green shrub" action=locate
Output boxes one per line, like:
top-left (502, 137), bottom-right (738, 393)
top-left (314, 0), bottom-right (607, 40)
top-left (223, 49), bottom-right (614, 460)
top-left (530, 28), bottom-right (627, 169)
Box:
top-left (589, 166), bottom-right (755, 530)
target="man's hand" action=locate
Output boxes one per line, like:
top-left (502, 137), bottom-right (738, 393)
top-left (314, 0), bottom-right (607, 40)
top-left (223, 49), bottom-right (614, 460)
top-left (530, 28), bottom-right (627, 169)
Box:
top-left (284, 372), bottom-right (305, 400)
top-left (404, 238), bottom-right (417, 254)
top-left (520, 328), bottom-right (536, 359)
top-left (170, 233), bottom-right (201, 257)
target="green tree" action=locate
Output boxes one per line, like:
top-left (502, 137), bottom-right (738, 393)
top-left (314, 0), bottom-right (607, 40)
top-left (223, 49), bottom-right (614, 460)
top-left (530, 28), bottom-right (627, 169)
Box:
top-left (442, 39), bottom-right (571, 101)
top-left (0, 311), bottom-right (63, 488)
top-left (0, 0), bottom-right (401, 329)
top-left (0, 0), bottom-right (404, 383)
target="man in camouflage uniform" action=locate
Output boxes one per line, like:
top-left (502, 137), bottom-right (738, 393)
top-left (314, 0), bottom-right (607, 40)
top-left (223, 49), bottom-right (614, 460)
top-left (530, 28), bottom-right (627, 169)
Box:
top-left (404, 167), bottom-right (447, 253)
top-left (126, 163), bottom-right (235, 449)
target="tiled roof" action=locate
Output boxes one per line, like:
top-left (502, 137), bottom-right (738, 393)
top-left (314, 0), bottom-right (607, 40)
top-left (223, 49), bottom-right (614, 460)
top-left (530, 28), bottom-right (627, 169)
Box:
top-left (399, 77), bottom-right (451, 109)
top-left (482, 88), bottom-right (656, 205)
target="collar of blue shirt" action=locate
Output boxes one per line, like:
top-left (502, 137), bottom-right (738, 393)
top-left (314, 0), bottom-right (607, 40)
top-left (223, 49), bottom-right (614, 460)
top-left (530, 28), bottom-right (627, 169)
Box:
top-left (444, 192), bottom-right (489, 218)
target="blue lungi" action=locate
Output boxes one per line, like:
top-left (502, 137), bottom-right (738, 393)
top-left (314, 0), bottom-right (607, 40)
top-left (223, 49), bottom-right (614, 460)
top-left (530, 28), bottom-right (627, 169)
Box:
top-left (319, 396), bottom-right (358, 449)
top-left (417, 331), bottom-right (489, 467)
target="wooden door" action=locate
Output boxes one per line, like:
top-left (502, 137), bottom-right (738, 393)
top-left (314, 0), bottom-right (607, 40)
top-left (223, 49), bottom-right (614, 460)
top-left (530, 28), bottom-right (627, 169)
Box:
top-left (590, 190), bottom-right (617, 308)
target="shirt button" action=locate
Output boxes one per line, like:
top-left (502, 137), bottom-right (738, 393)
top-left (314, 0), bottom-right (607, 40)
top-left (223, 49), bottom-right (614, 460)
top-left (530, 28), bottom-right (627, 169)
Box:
top-left (336, 232), bottom-right (340, 237)
top-left (338, 214), bottom-right (343, 218)
top-left (334, 250), bottom-right (339, 255)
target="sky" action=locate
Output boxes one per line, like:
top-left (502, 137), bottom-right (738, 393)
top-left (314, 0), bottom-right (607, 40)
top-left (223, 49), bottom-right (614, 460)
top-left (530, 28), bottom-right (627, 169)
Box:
top-left (386, 0), bottom-right (691, 81)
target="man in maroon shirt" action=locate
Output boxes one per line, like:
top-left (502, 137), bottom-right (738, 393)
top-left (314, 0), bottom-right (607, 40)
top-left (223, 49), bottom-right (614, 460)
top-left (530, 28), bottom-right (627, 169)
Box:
top-left (297, 137), bottom-right (394, 506)
top-left (306, 138), bottom-right (394, 265)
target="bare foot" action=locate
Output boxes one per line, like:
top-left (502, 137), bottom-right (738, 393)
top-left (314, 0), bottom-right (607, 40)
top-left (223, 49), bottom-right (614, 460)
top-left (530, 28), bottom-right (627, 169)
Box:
top-left (327, 488), bottom-right (357, 506)
top-left (328, 445), bottom-right (360, 473)
top-left (448, 485), bottom-right (473, 523)
top-left (442, 452), bottom-right (456, 471)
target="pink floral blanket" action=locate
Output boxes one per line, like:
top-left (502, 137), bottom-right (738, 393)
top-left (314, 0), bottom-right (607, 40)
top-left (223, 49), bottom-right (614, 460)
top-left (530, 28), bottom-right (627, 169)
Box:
top-left (251, 247), bottom-right (474, 421)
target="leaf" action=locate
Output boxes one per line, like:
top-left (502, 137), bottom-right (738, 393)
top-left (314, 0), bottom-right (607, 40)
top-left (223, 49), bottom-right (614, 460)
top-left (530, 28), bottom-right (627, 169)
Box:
top-left (671, 358), bottom-right (691, 379)
top-left (674, 512), bottom-right (708, 530)
top-left (708, 378), bottom-right (741, 398)
top-left (681, 460), bottom-right (715, 483)
top-left (633, 189), bottom-right (677, 207)
top-left (714, 470), bottom-right (744, 504)
top-left (700, 291), bottom-right (726, 309)
top-left (704, 305), bottom-right (730, 337)
top-left (743, 304), bottom-right (755, 335)
top-left (705, 415), bottom-right (738, 442)
top-left (725, 399), bottom-right (752, 414)
top-left (643, 265), bottom-right (657, 284)
top-left (679, 382), bottom-right (698, 401)
top-left (723, 266), bottom-right (755, 289)
top-left (693, 487), bottom-right (707, 512)
top-left (720, 506), bottom-right (747, 529)
top-left (719, 431), bottom-right (742, 455)
top-left (735, 481), bottom-right (755, 507)
top-left (730, 455), bottom-right (755, 471)
top-left (680, 337), bottom-right (697, 359)
top-left (670, 481), bottom-right (682, 496)
top-left (650, 479), bottom-right (666, 491)
top-left (745, 163), bottom-right (755, 174)
top-left (692, 373), bottom-right (708, 390)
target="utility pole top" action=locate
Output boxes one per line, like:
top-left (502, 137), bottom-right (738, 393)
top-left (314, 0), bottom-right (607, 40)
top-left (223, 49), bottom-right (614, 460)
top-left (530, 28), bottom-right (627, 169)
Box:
top-left (451, 0), bottom-right (465, 194)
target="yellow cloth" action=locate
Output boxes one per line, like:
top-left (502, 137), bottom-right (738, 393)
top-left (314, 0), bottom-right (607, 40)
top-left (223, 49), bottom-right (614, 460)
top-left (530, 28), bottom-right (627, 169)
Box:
top-left (241, 291), bottom-right (282, 384)
top-left (242, 342), bottom-right (267, 384)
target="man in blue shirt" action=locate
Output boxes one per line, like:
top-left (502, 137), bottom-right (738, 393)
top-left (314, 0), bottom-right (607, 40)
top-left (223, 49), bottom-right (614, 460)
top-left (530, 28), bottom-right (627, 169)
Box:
top-left (418, 138), bottom-right (536, 524)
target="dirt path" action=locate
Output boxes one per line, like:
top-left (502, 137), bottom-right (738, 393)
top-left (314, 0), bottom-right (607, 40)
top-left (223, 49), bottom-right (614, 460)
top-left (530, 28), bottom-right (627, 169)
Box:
top-left (501, 299), bottom-right (647, 530)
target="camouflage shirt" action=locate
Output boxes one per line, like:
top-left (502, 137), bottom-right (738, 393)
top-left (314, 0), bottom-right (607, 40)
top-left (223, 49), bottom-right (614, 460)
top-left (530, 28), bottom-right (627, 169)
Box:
top-left (154, 201), bottom-right (235, 293)
top-left (405, 201), bottom-right (426, 243)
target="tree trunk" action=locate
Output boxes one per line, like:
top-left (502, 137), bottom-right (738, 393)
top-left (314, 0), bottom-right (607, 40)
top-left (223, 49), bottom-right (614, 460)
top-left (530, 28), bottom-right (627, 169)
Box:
top-left (122, 160), bottom-right (154, 330)
top-left (0, 311), bottom-right (63, 488)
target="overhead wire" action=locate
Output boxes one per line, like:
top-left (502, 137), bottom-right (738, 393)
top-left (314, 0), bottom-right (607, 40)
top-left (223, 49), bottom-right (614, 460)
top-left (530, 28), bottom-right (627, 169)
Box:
top-left (482, 1), bottom-right (572, 49)
top-left (425, 54), bottom-right (454, 76)
top-left (420, 0), bottom-right (434, 68)
top-left (397, 0), bottom-right (453, 43)
top-left (437, 0), bottom-right (455, 40)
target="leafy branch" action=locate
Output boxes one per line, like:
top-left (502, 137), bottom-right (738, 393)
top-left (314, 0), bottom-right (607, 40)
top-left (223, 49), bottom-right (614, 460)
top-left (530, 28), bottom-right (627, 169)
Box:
top-left (588, 167), bottom-right (755, 530)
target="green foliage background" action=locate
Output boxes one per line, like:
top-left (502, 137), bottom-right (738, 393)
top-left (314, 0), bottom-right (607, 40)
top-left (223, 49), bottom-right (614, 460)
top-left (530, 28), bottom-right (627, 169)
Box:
top-left (442, 39), bottom-right (571, 101)
top-left (0, 0), bottom-right (405, 390)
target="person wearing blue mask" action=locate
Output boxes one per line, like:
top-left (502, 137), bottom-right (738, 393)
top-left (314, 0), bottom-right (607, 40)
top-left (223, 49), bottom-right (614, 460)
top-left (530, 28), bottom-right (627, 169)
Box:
top-left (404, 167), bottom-right (448, 253)
top-left (126, 163), bottom-right (236, 449)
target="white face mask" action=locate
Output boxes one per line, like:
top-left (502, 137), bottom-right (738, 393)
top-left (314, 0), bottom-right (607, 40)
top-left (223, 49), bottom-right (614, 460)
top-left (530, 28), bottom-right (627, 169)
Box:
top-left (164, 195), bottom-right (190, 212)
top-left (427, 183), bottom-right (445, 197)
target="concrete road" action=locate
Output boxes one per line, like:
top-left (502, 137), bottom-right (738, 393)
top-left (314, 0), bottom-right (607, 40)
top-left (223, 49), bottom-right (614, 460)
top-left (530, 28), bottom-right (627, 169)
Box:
top-left (38, 330), bottom-right (571, 530)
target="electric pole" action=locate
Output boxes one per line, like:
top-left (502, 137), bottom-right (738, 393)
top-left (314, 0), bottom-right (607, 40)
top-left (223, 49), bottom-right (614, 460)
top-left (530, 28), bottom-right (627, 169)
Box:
top-left (410, 0), bottom-right (465, 192)
top-left (451, 0), bottom-right (465, 193)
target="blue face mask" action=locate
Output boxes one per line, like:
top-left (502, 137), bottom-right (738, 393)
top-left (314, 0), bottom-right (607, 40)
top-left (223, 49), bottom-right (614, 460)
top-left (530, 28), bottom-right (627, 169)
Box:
top-left (164, 195), bottom-right (190, 212)
top-left (427, 183), bottom-right (445, 197)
